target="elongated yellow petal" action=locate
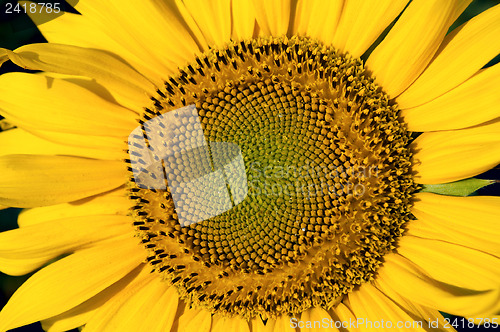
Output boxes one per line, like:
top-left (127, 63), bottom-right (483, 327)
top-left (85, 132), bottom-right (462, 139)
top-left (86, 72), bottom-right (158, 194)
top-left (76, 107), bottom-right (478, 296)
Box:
top-left (252, 0), bottom-right (291, 36)
top-left (34, 72), bottom-right (135, 109)
top-left (80, 266), bottom-right (155, 332)
top-left (348, 282), bottom-right (421, 331)
top-left (85, 276), bottom-right (173, 332)
top-left (232, 0), bottom-right (256, 40)
top-left (140, 286), bottom-right (179, 332)
top-left (173, 0), bottom-right (210, 51)
top-left (26, 129), bottom-right (126, 151)
top-left (300, 307), bottom-right (337, 331)
top-left (0, 215), bottom-right (132, 275)
top-left (0, 155), bottom-right (126, 208)
top-left (375, 253), bottom-right (500, 317)
top-left (0, 256), bottom-right (52, 277)
top-left (397, 235), bottom-right (500, 291)
top-left (367, 0), bottom-right (464, 98)
top-left (375, 282), bottom-right (456, 331)
top-left (177, 307), bottom-right (212, 332)
top-left (330, 303), bottom-right (360, 331)
top-left (21, 2), bottom-right (161, 87)
top-left (293, 0), bottom-right (343, 44)
top-left (42, 265), bottom-right (146, 332)
top-left (0, 43), bottom-right (154, 110)
top-left (396, 3), bottom-right (500, 109)
top-left (70, 0), bottom-right (201, 74)
top-left (0, 129), bottom-right (125, 160)
top-left (0, 73), bottom-right (136, 137)
top-left (273, 315), bottom-right (296, 332)
top-left (331, 0), bottom-right (409, 58)
top-left (411, 120), bottom-right (500, 184)
top-left (402, 62), bottom-right (500, 131)
top-left (18, 189), bottom-right (129, 227)
top-left (212, 316), bottom-right (250, 332)
top-left (410, 193), bottom-right (500, 256)
top-left (177, 0), bottom-right (232, 48)
top-left (0, 237), bottom-right (145, 332)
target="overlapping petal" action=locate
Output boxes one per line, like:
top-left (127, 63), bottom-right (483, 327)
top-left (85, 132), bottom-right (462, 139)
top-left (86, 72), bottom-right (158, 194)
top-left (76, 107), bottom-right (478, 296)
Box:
top-left (367, 0), bottom-right (468, 98)
top-left (0, 237), bottom-right (145, 332)
top-left (412, 120), bottom-right (500, 184)
top-left (397, 3), bottom-right (500, 108)
top-left (0, 43), bottom-right (155, 110)
top-left (0, 155), bottom-right (126, 207)
top-left (402, 62), bottom-right (500, 131)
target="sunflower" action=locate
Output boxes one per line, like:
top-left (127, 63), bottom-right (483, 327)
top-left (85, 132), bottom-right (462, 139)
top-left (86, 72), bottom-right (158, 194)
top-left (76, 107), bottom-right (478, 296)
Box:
top-left (0, 0), bottom-right (499, 331)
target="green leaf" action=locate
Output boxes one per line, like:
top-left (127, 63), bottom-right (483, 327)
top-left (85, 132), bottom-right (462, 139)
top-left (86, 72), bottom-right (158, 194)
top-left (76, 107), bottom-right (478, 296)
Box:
top-left (420, 178), bottom-right (494, 197)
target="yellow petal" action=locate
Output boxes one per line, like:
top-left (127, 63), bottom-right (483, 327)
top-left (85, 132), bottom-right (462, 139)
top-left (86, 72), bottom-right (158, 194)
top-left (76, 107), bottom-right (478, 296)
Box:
top-left (0, 237), bottom-right (145, 332)
top-left (402, 62), bottom-right (500, 131)
top-left (300, 307), bottom-right (337, 331)
top-left (0, 43), bottom-right (154, 110)
top-left (0, 155), bottom-right (126, 208)
top-left (232, 0), bottom-right (257, 41)
top-left (410, 193), bottom-right (500, 256)
top-left (348, 282), bottom-right (420, 331)
top-left (375, 253), bottom-right (500, 317)
top-left (27, 129), bottom-right (126, 151)
top-left (141, 286), bottom-right (179, 332)
top-left (367, 0), bottom-right (466, 97)
top-left (0, 73), bottom-right (136, 136)
top-left (397, 235), bottom-right (500, 291)
top-left (173, 0), bottom-right (210, 51)
top-left (31, 72), bottom-right (134, 109)
top-left (177, 0), bottom-right (232, 48)
top-left (80, 266), bottom-right (155, 332)
top-left (0, 215), bottom-right (132, 275)
top-left (18, 189), bottom-right (129, 227)
top-left (396, 3), bottom-right (500, 109)
top-left (0, 256), bottom-right (53, 277)
top-left (331, 0), bottom-right (409, 58)
top-left (75, 0), bottom-right (200, 73)
top-left (24, 0), bottom-right (201, 85)
top-left (0, 129), bottom-right (125, 160)
top-left (273, 315), bottom-right (296, 332)
top-left (42, 265), bottom-right (146, 332)
top-left (411, 120), bottom-right (500, 184)
top-left (177, 307), bottom-right (212, 332)
top-left (330, 303), bottom-right (360, 331)
top-left (251, 316), bottom-right (275, 332)
top-left (252, 0), bottom-right (291, 36)
top-left (293, 0), bottom-right (343, 44)
top-left (84, 276), bottom-right (174, 332)
top-left (375, 282), bottom-right (456, 331)
top-left (22, 4), bottom-right (164, 87)
top-left (212, 316), bottom-right (250, 332)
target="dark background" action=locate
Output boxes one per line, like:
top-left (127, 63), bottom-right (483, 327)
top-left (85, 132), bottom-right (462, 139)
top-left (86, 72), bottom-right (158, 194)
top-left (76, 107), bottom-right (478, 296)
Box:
top-left (0, 0), bottom-right (499, 331)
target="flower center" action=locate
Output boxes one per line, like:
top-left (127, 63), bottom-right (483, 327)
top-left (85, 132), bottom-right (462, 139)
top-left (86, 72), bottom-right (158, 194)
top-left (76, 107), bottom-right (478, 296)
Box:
top-left (127, 36), bottom-right (416, 319)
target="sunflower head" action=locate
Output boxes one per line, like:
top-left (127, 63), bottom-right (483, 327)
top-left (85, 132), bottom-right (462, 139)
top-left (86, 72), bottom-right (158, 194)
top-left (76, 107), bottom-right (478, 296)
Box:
top-left (0, 1), bottom-right (499, 331)
top-left (127, 35), bottom-right (417, 318)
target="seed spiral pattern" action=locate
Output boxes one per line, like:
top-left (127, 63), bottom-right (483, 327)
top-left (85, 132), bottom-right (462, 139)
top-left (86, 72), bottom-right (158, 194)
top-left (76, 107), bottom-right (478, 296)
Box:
top-left (126, 36), bottom-right (417, 318)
